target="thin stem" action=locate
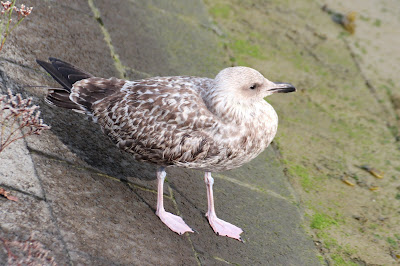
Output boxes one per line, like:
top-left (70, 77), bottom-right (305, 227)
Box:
top-left (0, 91), bottom-right (49, 154)
top-left (0, 111), bottom-right (23, 150)
top-left (0, 0), bottom-right (16, 52)
top-left (0, 111), bottom-right (5, 147)
top-left (0, 237), bottom-right (18, 260)
top-left (0, 135), bottom-right (24, 153)
top-left (2, 124), bottom-right (21, 149)
top-left (0, 26), bottom-right (8, 51)
top-left (9, 17), bottom-right (24, 32)
top-left (0, 115), bottom-right (32, 152)
top-left (5, 1), bottom-right (16, 35)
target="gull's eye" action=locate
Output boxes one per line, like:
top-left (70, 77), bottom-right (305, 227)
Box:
top-left (250, 84), bottom-right (257, 90)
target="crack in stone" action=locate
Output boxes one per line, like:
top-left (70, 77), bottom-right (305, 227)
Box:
top-left (124, 177), bottom-right (201, 265)
top-left (22, 143), bottom-right (73, 265)
top-left (213, 173), bottom-right (292, 202)
top-left (87, 0), bottom-right (151, 80)
top-left (213, 256), bottom-right (237, 265)
top-left (0, 57), bottom-right (38, 71)
top-left (87, 0), bottom-right (125, 79)
top-left (185, 233), bottom-right (202, 266)
top-left (167, 184), bottom-right (202, 266)
top-left (167, 181), bottom-right (206, 216)
top-left (27, 146), bottom-right (159, 195)
top-left (126, 182), bottom-right (159, 195)
top-left (0, 183), bottom-right (45, 201)
top-left (0, 68), bottom-right (73, 264)
top-left (124, 182), bottom-right (157, 214)
top-left (342, 38), bottom-right (399, 142)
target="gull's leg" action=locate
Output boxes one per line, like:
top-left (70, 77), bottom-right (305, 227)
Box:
top-left (204, 172), bottom-right (243, 241)
top-left (155, 167), bottom-right (194, 235)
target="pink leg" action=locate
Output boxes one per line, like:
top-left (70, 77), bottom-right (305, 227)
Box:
top-left (155, 167), bottom-right (194, 235)
top-left (204, 172), bottom-right (243, 241)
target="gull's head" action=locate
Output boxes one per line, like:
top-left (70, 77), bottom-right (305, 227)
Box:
top-left (214, 66), bottom-right (296, 100)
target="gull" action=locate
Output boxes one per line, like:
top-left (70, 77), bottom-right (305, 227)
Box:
top-left (36, 57), bottom-right (295, 241)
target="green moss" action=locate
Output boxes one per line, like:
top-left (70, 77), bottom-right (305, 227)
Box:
top-left (230, 38), bottom-right (265, 60)
top-left (249, 31), bottom-right (263, 41)
top-left (292, 53), bottom-right (310, 72)
top-left (331, 254), bottom-right (358, 266)
top-left (317, 255), bottom-right (325, 264)
top-left (387, 237), bottom-right (398, 248)
top-left (311, 212), bottom-right (338, 230)
top-left (316, 231), bottom-right (338, 249)
top-left (209, 3), bottom-right (232, 19)
top-left (361, 47), bottom-right (367, 54)
top-left (343, 244), bottom-right (357, 255)
top-left (373, 19), bottom-right (381, 27)
top-left (369, 223), bottom-right (378, 230)
top-left (325, 236), bottom-right (338, 249)
top-left (337, 31), bottom-right (351, 39)
top-left (331, 254), bottom-right (346, 264)
top-left (317, 232), bottom-right (358, 265)
top-left (359, 15), bottom-right (370, 21)
top-left (288, 164), bottom-right (314, 192)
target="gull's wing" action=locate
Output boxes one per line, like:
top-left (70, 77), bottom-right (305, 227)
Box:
top-left (75, 77), bottom-right (222, 167)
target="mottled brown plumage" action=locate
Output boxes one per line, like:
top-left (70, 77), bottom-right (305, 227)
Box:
top-left (36, 57), bottom-right (295, 240)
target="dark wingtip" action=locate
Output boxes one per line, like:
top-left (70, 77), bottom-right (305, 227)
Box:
top-left (49, 57), bottom-right (64, 63)
top-left (36, 58), bottom-right (73, 90)
top-left (36, 57), bottom-right (94, 91)
top-left (36, 58), bottom-right (48, 68)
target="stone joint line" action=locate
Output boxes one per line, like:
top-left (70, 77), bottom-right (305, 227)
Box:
top-left (87, 0), bottom-right (151, 79)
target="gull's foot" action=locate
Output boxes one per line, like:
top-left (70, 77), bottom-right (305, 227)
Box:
top-left (157, 210), bottom-right (194, 235)
top-left (207, 214), bottom-right (243, 241)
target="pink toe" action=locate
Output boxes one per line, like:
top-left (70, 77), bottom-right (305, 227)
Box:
top-left (208, 215), bottom-right (243, 241)
top-left (157, 210), bottom-right (194, 235)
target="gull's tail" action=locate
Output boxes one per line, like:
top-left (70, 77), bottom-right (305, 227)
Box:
top-left (36, 57), bottom-right (126, 115)
top-left (36, 57), bottom-right (94, 111)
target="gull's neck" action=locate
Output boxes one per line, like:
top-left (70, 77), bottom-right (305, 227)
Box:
top-left (201, 83), bottom-right (274, 125)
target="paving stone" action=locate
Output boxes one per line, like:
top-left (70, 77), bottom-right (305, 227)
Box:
top-left (0, 0), bottom-right (320, 264)
top-left (31, 155), bottom-right (198, 265)
top-left (2, 0), bottom-right (119, 84)
top-left (167, 150), bottom-right (319, 265)
top-left (0, 128), bottom-right (43, 199)
top-left (95, 0), bottom-right (225, 78)
top-left (0, 192), bottom-right (68, 264)
top-left (220, 147), bottom-right (295, 199)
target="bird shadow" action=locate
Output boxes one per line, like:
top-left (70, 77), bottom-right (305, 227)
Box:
top-left (0, 68), bottom-right (157, 182)
top-left (41, 106), bottom-right (157, 182)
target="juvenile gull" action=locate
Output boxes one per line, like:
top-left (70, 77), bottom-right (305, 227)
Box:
top-left (36, 57), bottom-right (296, 241)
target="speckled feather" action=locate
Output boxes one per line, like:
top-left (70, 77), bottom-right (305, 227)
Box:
top-left (37, 58), bottom-right (282, 172)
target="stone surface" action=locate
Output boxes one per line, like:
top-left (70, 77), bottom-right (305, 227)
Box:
top-left (31, 155), bottom-right (197, 265)
top-left (95, 0), bottom-right (225, 77)
top-left (167, 150), bottom-right (317, 265)
top-left (0, 133), bottom-right (43, 199)
top-left (0, 0), bottom-right (320, 265)
top-left (0, 193), bottom-right (68, 265)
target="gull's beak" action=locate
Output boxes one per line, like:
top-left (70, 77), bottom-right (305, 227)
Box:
top-left (268, 82), bottom-right (296, 93)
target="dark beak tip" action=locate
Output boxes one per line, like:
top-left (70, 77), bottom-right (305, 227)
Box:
top-left (286, 84), bottom-right (296, 93)
top-left (272, 82), bottom-right (296, 93)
